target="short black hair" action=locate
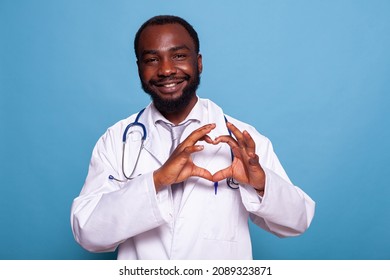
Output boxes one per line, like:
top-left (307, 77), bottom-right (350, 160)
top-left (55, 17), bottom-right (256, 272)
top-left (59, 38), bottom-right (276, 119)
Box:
top-left (134, 15), bottom-right (200, 59)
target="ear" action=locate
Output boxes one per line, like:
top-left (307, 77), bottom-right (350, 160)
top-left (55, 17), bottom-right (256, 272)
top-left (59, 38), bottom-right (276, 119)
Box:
top-left (197, 54), bottom-right (203, 74)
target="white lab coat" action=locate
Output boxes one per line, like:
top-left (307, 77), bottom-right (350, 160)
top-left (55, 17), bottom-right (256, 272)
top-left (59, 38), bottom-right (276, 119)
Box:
top-left (71, 98), bottom-right (315, 259)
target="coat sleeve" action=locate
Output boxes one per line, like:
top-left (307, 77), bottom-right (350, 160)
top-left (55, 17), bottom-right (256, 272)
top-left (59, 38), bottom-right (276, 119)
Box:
top-left (70, 127), bottom-right (170, 252)
top-left (237, 124), bottom-right (315, 237)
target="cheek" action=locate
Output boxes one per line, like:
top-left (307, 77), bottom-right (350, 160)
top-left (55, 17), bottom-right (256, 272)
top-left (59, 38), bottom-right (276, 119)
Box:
top-left (138, 67), bottom-right (154, 82)
top-left (178, 62), bottom-right (198, 76)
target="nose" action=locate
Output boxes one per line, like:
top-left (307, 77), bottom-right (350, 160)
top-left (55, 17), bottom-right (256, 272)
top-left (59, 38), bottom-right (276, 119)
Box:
top-left (158, 58), bottom-right (177, 76)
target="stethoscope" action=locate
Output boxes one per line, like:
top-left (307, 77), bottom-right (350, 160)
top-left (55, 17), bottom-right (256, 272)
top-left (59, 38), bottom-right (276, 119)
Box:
top-left (109, 109), bottom-right (240, 194)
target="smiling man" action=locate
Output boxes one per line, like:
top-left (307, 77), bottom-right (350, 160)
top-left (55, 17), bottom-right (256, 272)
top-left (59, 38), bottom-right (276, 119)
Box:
top-left (71, 15), bottom-right (315, 260)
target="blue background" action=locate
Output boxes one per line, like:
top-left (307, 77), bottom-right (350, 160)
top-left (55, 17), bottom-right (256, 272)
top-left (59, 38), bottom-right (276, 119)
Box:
top-left (1, 0), bottom-right (389, 260)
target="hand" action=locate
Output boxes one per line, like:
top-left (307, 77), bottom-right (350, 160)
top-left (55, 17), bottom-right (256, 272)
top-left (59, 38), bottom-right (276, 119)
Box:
top-left (153, 123), bottom-right (216, 192)
top-left (212, 122), bottom-right (265, 196)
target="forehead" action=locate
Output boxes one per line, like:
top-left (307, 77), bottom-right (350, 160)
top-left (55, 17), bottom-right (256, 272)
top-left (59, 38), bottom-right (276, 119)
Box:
top-left (137, 24), bottom-right (196, 54)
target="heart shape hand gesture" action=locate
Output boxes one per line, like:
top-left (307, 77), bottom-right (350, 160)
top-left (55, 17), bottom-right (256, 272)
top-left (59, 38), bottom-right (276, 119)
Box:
top-left (153, 123), bottom-right (265, 196)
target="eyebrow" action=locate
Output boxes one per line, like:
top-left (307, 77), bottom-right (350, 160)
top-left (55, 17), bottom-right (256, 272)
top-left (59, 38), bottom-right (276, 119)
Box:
top-left (141, 45), bottom-right (191, 57)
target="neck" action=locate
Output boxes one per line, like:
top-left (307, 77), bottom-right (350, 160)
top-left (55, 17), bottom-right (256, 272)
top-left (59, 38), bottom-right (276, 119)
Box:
top-left (162, 95), bottom-right (198, 125)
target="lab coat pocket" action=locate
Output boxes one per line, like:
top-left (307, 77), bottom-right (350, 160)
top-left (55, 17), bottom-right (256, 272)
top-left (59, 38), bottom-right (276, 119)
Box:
top-left (201, 183), bottom-right (240, 242)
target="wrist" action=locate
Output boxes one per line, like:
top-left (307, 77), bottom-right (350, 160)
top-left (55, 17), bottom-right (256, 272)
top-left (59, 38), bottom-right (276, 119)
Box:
top-left (254, 187), bottom-right (264, 197)
top-left (153, 169), bottom-right (163, 192)
top-left (253, 170), bottom-right (265, 196)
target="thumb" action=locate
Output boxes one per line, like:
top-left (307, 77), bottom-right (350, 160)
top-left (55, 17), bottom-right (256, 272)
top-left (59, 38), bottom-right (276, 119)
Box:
top-left (191, 166), bottom-right (213, 181)
top-left (212, 167), bottom-right (232, 182)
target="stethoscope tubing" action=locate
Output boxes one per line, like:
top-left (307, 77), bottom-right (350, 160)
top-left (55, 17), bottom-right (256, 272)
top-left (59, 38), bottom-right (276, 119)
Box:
top-left (122, 108), bottom-right (147, 142)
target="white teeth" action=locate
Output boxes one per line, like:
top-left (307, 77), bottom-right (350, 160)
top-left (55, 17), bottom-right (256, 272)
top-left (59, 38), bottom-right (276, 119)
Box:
top-left (163, 83), bottom-right (176, 88)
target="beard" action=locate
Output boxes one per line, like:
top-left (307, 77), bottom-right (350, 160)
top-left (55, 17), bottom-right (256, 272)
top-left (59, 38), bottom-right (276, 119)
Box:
top-left (141, 70), bottom-right (201, 114)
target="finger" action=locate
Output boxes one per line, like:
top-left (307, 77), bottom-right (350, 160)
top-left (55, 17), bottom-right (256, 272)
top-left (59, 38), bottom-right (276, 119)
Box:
top-left (178, 145), bottom-right (205, 157)
top-left (248, 153), bottom-right (260, 166)
top-left (214, 135), bottom-right (239, 149)
top-left (227, 123), bottom-right (257, 160)
top-left (212, 166), bottom-right (232, 182)
top-left (215, 135), bottom-right (248, 163)
top-left (243, 130), bottom-right (256, 155)
top-left (199, 135), bottom-right (216, 145)
top-left (170, 143), bottom-right (204, 160)
top-left (231, 146), bottom-right (244, 160)
top-left (226, 122), bottom-right (246, 149)
top-left (183, 123), bottom-right (216, 146)
top-left (191, 166), bottom-right (213, 181)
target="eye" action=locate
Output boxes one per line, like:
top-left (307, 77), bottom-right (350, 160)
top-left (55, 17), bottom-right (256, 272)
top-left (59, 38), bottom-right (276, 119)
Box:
top-left (143, 57), bottom-right (159, 64)
top-left (173, 53), bottom-right (187, 60)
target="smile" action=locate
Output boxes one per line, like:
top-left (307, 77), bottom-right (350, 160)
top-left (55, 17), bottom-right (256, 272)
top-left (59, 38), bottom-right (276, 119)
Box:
top-left (152, 79), bottom-right (187, 95)
top-left (163, 83), bottom-right (179, 88)
top-left (155, 79), bottom-right (185, 87)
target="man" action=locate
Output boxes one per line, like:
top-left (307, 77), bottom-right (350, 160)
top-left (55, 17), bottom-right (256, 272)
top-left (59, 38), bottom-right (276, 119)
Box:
top-left (71, 15), bottom-right (315, 259)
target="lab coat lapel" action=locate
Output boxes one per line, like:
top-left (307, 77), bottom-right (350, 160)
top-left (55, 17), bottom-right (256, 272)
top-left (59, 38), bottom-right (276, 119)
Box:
top-left (140, 107), bottom-right (168, 166)
top-left (143, 125), bottom-right (167, 166)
